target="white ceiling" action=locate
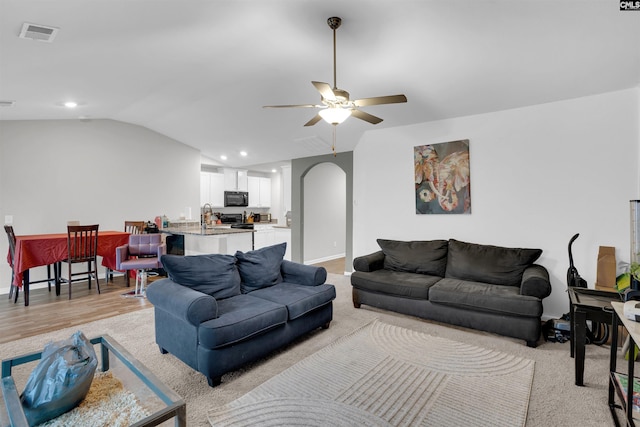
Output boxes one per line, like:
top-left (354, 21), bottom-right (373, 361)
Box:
top-left (1, 0), bottom-right (639, 172)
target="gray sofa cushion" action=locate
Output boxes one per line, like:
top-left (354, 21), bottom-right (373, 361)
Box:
top-left (236, 243), bottom-right (286, 293)
top-left (429, 278), bottom-right (543, 317)
top-left (198, 294), bottom-right (287, 349)
top-left (353, 251), bottom-right (385, 272)
top-left (377, 239), bottom-right (448, 277)
top-left (351, 269), bottom-right (441, 299)
top-left (445, 239), bottom-right (542, 287)
top-left (521, 264), bottom-right (552, 299)
top-left (160, 254), bottom-right (241, 299)
top-left (249, 283), bottom-right (336, 320)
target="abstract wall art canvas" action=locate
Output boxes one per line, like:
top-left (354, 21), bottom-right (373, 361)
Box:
top-left (415, 139), bottom-right (471, 214)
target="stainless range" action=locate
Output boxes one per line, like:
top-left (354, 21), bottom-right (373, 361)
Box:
top-left (220, 213), bottom-right (255, 230)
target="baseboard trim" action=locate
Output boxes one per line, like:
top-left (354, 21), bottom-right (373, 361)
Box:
top-left (304, 253), bottom-right (346, 265)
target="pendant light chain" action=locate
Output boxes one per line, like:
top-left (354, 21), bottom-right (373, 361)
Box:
top-left (332, 125), bottom-right (337, 156)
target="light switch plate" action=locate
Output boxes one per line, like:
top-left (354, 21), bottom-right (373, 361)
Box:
top-left (5, 215), bottom-right (13, 225)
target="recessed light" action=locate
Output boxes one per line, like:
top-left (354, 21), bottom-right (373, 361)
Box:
top-left (240, 151), bottom-right (248, 157)
top-left (271, 169), bottom-right (277, 173)
top-left (220, 155), bottom-right (227, 160)
top-left (64, 101), bottom-right (78, 108)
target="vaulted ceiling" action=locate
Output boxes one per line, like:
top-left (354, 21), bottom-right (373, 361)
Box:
top-left (1, 0), bottom-right (639, 171)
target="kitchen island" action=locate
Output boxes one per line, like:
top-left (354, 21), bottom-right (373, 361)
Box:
top-left (162, 226), bottom-right (253, 256)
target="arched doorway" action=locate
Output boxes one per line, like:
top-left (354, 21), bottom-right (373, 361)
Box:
top-left (303, 163), bottom-right (346, 265)
top-left (290, 152), bottom-right (353, 274)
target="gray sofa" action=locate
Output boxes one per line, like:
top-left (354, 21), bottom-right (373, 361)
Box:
top-left (351, 239), bottom-right (551, 347)
top-left (146, 243), bottom-right (335, 387)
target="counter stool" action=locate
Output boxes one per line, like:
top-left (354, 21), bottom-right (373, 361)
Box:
top-left (115, 234), bottom-right (165, 297)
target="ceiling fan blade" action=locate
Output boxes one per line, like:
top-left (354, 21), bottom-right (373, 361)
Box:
top-left (311, 81), bottom-right (337, 101)
top-left (304, 114), bottom-right (323, 127)
top-left (263, 104), bottom-right (321, 108)
top-left (353, 94), bottom-right (407, 107)
top-left (351, 109), bottom-right (383, 125)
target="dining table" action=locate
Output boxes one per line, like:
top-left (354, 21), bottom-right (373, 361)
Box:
top-left (7, 230), bottom-right (130, 306)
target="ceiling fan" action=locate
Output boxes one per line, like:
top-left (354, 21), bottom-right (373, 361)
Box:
top-left (263, 17), bottom-right (407, 151)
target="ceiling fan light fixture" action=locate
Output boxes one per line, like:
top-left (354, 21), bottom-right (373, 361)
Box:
top-left (319, 107), bottom-right (351, 125)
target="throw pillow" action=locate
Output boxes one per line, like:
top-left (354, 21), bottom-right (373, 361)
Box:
top-left (445, 239), bottom-right (542, 287)
top-left (235, 242), bottom-right (286, 293)
top-left (377, 239), bottom-right (449, 277)
top-left (161, 254), bottom-right (241, 299)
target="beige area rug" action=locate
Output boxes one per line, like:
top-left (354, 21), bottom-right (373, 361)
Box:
top-left (207, 319), bottom-right (534, 426)
top-left (0, 274), bottom-right (619, 426)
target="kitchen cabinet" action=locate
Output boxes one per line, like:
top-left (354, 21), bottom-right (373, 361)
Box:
top-left (224, 168), bottom-right (248, 191)
top-left (254, 225), bottom-right (290, 260)
top-left (248, 176), bottom-right (271, 207)
top-left (200, 172), bottom-right (225, 207)
top-left (274, 227), bottom-right (291, 261)
top-left (253, 224), bottom-right (275, 250)
top-left (184, 232), bottom-right (252, 256)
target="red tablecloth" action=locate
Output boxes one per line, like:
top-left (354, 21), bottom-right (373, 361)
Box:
top-left (8, 231), bottom-right (130, 288)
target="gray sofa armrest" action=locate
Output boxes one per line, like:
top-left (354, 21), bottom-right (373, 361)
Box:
top-left (281, 260), bottom-right (327, 286)
top-left (353, 251), bottom-right (385, 272)
top-left (146, 278), bottom-right (218, 325)
top-left (520, 264), bottom-right (552, 299)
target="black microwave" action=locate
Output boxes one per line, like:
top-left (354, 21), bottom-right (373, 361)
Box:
top-left (224, 191), bottom-right (248, 207)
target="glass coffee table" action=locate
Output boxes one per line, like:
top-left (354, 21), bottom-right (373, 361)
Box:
top-left (0, 334), bottom-right (186, 427)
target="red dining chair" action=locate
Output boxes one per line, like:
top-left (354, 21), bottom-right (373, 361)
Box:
top-left (57, 224), bottom-right (100, 299)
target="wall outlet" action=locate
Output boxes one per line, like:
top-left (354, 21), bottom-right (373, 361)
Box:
top-left (4, 215), bottom-right (13, 225)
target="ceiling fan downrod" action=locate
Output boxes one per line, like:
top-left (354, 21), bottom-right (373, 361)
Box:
top-left (327, 17), bottom-right (342, 90)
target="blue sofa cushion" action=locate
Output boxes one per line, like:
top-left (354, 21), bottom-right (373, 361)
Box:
top-left (235, 243), bottom-right (286, 293)
top-left (445, 239), bottom-right (542, 287)
top-left (377, 239), bottom-right (448, 277)
top-left (249, 283), bottom-right (336, 320)
top-left (198, 294), bottom-right (287, 349)
top-left (160, 254), bottom-right (240, 299)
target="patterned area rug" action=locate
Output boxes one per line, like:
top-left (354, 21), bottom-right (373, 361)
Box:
top-left (207, 320), bottom-right (534, 427)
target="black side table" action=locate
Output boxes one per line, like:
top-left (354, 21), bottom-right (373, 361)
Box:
top-left (568, 287), bottom-right (621, 386)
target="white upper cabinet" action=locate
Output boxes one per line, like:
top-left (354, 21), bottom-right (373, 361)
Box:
top-left (200, 171), bottom-right (225, 207)
top-left (248, 176), bottom-right (271, 207)
top-left (224, 168), bottom-right (248, 191)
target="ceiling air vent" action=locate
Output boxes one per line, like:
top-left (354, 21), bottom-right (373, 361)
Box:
top-left (19, 23), bottom-right (59, 42)
top-left (0, 101), bottom-right (16, 107)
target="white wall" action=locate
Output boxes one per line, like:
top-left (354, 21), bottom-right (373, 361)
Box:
top-left (353, 88), bottom-right (640, 319)
top-left (303, 162), bottom-right (346, 263)
top-left (0, 119), bottom-right (201, 294)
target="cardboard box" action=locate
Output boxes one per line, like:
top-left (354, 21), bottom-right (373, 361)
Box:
top-left (595, 246), bottom-right (617, 291)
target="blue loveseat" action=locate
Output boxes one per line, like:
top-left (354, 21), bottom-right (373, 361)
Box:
top-left (146, 243), bottom-right (335, 387)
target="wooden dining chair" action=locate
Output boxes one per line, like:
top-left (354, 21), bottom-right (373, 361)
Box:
top-left (106, 221), bottom-right (146, 284)
top-left (124, 221), bottom-right (146, 234)
top-left (4, 225), bottom-right (20, 303)
top-left (5, 225), bottom-right (55, 304)
top-left (58, 224), bottom-right (100, 299)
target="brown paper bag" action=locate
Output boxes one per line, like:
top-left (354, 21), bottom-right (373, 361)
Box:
top-left (595, 246), bottom-right (616, 290)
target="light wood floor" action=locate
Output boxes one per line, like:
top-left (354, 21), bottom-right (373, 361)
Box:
top-left (0, 258), bottom-right (346, 344)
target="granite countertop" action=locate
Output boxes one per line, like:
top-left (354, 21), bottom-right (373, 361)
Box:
top-left (161, 227), bottom-right (253, 236)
